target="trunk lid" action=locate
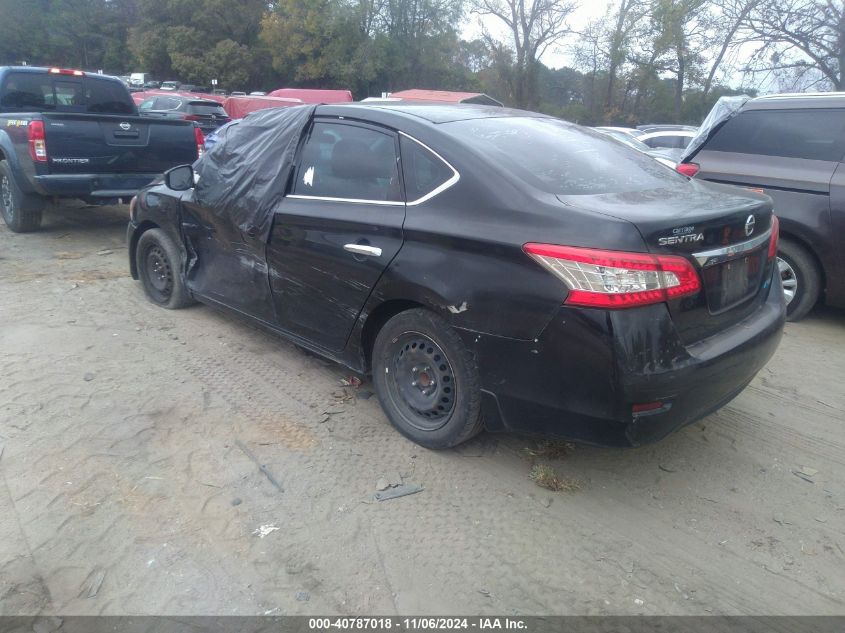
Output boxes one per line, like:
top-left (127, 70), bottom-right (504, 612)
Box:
top-left (41, 112), bottom-right (199, 174)
top-left (558, 180), bottom-right (775, 343)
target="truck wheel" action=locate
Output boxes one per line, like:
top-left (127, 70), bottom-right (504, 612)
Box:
top-left (777, 239), bottom-right (821, 321)
top-left (0, 160), bottom-right (44, 233)
top-left (135, 228), bottom-right (194, 309)
top-left (371, 308), bottom-right (484, 449)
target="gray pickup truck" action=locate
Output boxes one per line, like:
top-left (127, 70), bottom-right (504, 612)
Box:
top-left (0, 66), bottom-right (203, 232)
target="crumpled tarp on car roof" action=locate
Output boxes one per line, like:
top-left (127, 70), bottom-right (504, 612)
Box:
top-left (682, 95), bottom-right (750, 162)
top-left (194, 104), bottom-right (317, 242)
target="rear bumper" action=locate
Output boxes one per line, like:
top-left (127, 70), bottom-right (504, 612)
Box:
top-left (461, 267), bottom-right (786, 447)
top-left (33, 173), bottom-right (161, 199)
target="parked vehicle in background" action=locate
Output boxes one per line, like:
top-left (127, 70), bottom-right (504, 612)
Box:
top-left (249, 91), bottom-right (267, 96)
top-left (129, 72), bottom-right (148, 87)
top-left (138, 95), bottom-right (231, 135)
top-left (222, 95), bottom-right (302, 120)
top-left (128, 103), bottom-right (784, 449)
top-left (159, 81), bottom-right (180, 91)
top-left (268, 88), bottom-right (353, 103)
top-left (0, 66), bottom-right (204, 232)
top-left (143, 80), bottom-right (161, 89)
top-left (596, 126), bottom-right (645, 139)
top-left (679, 93), bottom-right (845, 320)
top-left (594, 127), bottom-right (678, 168)
top-left (639, 128), bottom-right (697, 151)
top-left (230, 91), bottom-right (246, 96)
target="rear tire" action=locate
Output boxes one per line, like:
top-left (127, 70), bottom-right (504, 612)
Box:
top-left (777, 239), bottom-right (820, 321)
top-left (372, 308), bottom-right (484, 449)
top-left (0, 160), bottom-right (44, 233)
top-left (135, 228), bottom-right (194, 309)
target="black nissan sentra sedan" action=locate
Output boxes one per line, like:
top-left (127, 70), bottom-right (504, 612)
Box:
top-left (127, 103), bottom-right (786, 449)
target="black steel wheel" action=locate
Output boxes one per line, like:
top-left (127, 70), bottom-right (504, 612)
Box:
top-left (372, 308), bottom-right (483, 448)
top-left (135, 228), bottom-right (194, 309)
top-left (0, 160), bottom-right (44, 233)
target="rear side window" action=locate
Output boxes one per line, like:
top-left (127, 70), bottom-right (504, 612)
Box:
top-left (399, 136), bottom-right (456, 202)
top-left (443, 117), bottom-right (684, 195)
top-left (706, 109), bottom-right (845, 161)
top-left (293, 121), bottom-right (401, 202)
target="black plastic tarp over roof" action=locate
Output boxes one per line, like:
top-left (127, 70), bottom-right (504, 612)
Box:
top-left (194, 104), bottom-right (317, 241)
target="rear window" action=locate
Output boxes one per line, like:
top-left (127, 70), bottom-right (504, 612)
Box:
top-left (705, 109), bottom-right (845, 162)
top-left (0, 72), bottom-right (135, 115)
top-left (188, 102), bottom-right (227, 116)
top-left (443, 117), bottom-right (684, 195)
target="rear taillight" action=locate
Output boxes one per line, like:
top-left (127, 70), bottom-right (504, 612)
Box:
top-left (194, 126), bottom-right (205, 157)
top-left (28, 120), bottom-right (47, 162)
top-left (524, 244), bottom-right (701, 309)
top-left (768, 215), bottom-right (779, 259)
top-left (676, 163), bottom-right (699, 177)
top-left (183, 114), bottom-right (202, 121)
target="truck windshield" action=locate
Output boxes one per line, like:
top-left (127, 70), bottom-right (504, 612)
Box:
top-left (0, 72), bottom-right (135, 115)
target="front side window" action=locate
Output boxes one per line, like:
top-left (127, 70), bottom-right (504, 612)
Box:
top-left (706, 109), bottom-right (845, 162)
top-left (293, 121), bottom-right (401, 202)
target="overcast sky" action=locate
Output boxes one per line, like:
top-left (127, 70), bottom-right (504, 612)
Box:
top-left (461, 3), bottom-right (769, 91)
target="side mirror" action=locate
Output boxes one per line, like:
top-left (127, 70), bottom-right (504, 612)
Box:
top-left (164, 165), bottom-right (195, 191)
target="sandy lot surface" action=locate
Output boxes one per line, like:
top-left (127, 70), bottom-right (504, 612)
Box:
top-left (1, 204), bottom-right (844, 616)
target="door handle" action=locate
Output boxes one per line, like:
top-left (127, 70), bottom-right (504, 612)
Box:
top-left (344, 244), bottom-right (382, 257)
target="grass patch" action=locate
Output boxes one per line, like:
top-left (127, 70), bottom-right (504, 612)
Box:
top-left (529, 464), bottom-right (579, 492)
top-left (522, 440), bottom-right (576, 461)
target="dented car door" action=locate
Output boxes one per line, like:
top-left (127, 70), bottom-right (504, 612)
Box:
top-left (266, 119), bottom-right (405, 352)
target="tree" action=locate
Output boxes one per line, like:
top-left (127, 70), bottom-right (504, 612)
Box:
top-left (650, 0), bottom-right (712, 121)
top-left (472, 0), bottom-right (576, 109)
top-left (742, 0), bottom-right (844, 90)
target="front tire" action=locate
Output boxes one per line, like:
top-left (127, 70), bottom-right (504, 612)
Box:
top-left (0, 160), bottom-right (44, 233)
top-left (777, 239), bottom-right (820, 321)
top-left (135, 228), bottom-right (194, 309)
top-left (372, 308), bottom-right (484, 449)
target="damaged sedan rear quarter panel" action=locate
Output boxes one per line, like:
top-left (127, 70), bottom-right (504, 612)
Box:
top-left (127, 103), bottom-right (785, 448)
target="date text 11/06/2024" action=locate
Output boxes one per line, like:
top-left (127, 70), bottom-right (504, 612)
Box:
top-left (308, 618), bottom-right (528, 630)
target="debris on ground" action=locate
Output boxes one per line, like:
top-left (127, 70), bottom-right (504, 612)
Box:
top-left (295, 591), bottom-right (310, 602)
top-left (340, 375), bottom-right (362, 387)
top-left (793, 466), bottom-right (818, 483)
top-left (96, 249), bottom-right (113, 256)
top-left (78, 568), bottom-right (105, 599)
top-left (253, 524), bottom-right (280, 538)
top-left (478, 589), bottom-right (492, 598)
top-left (231, 498), bottom-right (242, 506)
top-left (83, 372), bottom-right (94, 382)
top-left (529, 464), bottom-right (579, 492)
top-left (235, 439), bottom-right (284, 493)
top-left (522, 440), bottom-right (575, 461)
top-left (374, 483), bottom-right (424, 501)
top-left (658, 464), bottom-right (677, 473)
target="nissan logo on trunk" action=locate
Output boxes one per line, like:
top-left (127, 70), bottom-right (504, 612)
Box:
top-left (119, 122), bottom-right (131, 131)
top-left (745, 214), bottom-right (756, 236)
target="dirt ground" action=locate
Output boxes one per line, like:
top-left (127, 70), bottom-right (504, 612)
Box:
top-left (1, 203), bottom-right (844, 617)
